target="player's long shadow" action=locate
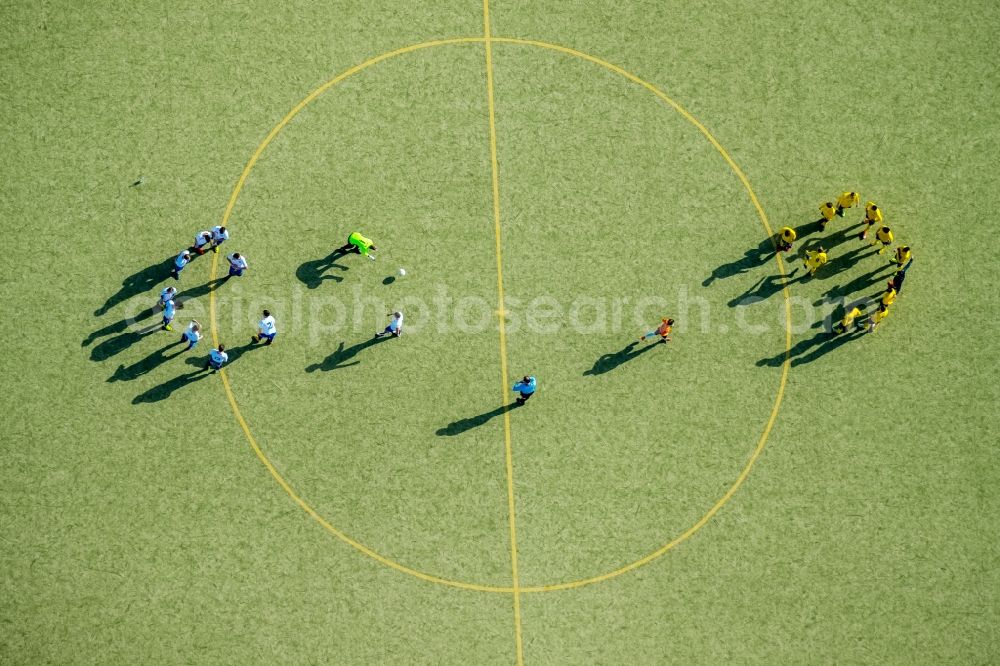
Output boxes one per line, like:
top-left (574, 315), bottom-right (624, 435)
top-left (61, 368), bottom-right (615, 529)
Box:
top-left (583, 341), bottom-right (659, 376)
top-left (94, 257), bottom-right (173, 316)
top-left (810, 246), bottom-right (880, 281)
top-left (822, 262), bottom-right (896, 302)
top-left (88, 323), bottom-right (163, 362)
top-left (296, 251), bottom-right (349, 289)
top-left (107, 339), bottom-right (186, 382)
top-left (176, 277), bottom-right (228, 303)
top-left (702, 238), bottom-right (774, 286)
top-left (436, 402), bottom-right (523, 436)
top-left (132, 369), bottom-right (210, 404)
top-left (815, 221), bottom-right (867, 252)
top-left (305, 336), bottom-right (389, 372)
top-left (757, 328), bottom-right (866, 368)
top-left (83, 307), bottom-right (157, 348)
top-left (727, 270), bottom-right (809, 307)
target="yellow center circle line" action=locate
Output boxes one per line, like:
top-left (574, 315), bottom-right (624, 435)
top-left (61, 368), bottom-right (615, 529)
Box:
top-left (207, 36), bottom-right (793, 595)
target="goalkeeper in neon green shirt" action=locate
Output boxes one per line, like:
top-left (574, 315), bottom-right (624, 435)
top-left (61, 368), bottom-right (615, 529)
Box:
top-left (335, 231), bottom-right (378, 260)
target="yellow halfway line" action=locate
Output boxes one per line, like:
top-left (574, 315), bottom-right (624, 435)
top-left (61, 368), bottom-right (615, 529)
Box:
top-left (482, 2), bottom-right (525, 664)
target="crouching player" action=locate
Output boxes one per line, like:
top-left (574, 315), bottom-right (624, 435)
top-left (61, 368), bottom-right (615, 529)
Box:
top-left (204, 345), bottom-right (228, 373)
top-left (375, 311), bottom-right (403, 338)
top-left (833, 305), bottom-right (865, 334)
top-left (251, 309), bottom-right (277, 346)
top-left (776, 227), bottom-right (796, 252)
top-left (866, 304), bottom-right (890, 333)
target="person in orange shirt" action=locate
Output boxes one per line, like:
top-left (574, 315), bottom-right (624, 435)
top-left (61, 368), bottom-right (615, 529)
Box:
top-left (639, 318), bottom-right (674, 344)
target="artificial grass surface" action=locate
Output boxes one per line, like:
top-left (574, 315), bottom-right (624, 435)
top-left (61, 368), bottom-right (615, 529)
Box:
top-left (2, 0), bottom-right (998, 662)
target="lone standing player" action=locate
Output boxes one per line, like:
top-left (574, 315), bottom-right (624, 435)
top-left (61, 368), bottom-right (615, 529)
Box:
top-left (639, 317), bottom-right (674, 344)
top-left (512, 375), bottom-right (537, 405)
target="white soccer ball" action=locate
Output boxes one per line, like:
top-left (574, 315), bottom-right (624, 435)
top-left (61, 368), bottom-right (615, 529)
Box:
top-left (398, 268), bottom-right (406, 276)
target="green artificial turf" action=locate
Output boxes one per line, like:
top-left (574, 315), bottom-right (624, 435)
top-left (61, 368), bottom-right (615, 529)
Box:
top-left (1, 0), bottom-right (998, 663)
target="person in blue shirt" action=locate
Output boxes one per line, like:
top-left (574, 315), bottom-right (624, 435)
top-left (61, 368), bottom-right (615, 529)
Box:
top-left (226, 252), bottom-right (249, 278)
top-left (158, 286), bottom-right (177, 309)
top-left (374, 311), bottom-right (403, 339)
top-left (204, 344), bottom-right (228, 373)
top-left (161, 298), bottom-right (176, 331)
top-left (180, 319), bottom-right (202, 351)
top-left (171, 250), bottom-right (191, 280)
top-left (512, 375), bottom-right (537, 405)
top-left (210, 225), bottom-right (230, 253)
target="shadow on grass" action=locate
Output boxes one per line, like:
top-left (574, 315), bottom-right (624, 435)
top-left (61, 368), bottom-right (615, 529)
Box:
top-left (583, 340), bottom-right (660, 375)
top-left (727, 270), bottom-right (810, 307)
top-left (757, 328), bottom-right (866, 368)
top-left (107, 339), bottom-right (186, 382)
top-left (808, 246), bottom-right (880, 281)
top-left (296, 251), bottom-right (349, 289)
top-left (702, 238), bottom-right (774, 287)
top-left (176, 277), bottom-right (228, 304)
top-left (305, 336), bottom-right (390, 372)
top-left (95, 257), bottom-right (174, 316)
top-left (83, 307), bottom-right (157, 348)
top-left (88, 323), bottom-right (163, 362)
top-left (132, 368), bottom-right (210, 403)
top-left (822, 262), bottom-right (896, 302)
top-left (813, 221), bottom-right (867, 253)
top-left (436, 402), bottom-right (523, 436)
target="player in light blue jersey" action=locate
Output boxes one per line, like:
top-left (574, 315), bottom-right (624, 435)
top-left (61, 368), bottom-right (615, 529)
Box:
top-left (180, 319), bottom-right (202, 350)
top-left (205, 345), bottom-right (228, 373)
top-left (512, 375), bottom-right (537, 405)
top-left (161, 298), bottom-right (176, 331)
top-left (171, 250), bottom-right (191, 280)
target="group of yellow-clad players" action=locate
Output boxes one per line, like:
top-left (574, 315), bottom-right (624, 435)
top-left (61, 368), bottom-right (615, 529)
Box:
top-left (774, 191), bottom-right (914, 335)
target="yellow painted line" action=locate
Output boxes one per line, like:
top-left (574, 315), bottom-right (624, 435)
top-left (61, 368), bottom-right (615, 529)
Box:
top-left (488, 37), bottom-right (792, 594)
top-left (482, 2), bottom-right (525, 663)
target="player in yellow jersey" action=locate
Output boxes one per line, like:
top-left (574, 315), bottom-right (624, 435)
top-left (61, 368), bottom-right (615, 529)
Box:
top-left (776, 226), bottom-right (797, 252)
top-left (881, 285), bottom-right (898, 307)
top-left (802, 246), bottom-right (828, 275)
top-left (835, 191), bottom-right (860, 217)
top-left (892, 245), bottom-right (912, 267)
top-left (816, 201), bottom-right (837, 231)
top-left (833, 305), bottom-right (864, 334)
top-left (859, 201), bottom-right (883, 240)
top-left (871, 224), bottom-right (894, 253)
top-left (866, 303), bottom-right (889, 333)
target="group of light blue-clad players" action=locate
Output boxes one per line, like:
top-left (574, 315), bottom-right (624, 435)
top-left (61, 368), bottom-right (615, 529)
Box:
top-left (157, 225), bottom-right (276, 373)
